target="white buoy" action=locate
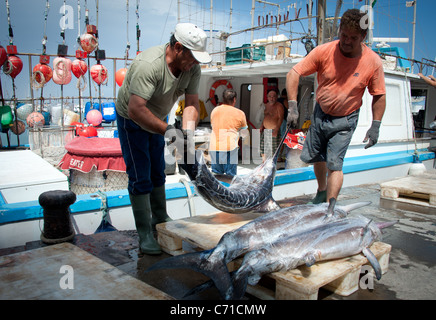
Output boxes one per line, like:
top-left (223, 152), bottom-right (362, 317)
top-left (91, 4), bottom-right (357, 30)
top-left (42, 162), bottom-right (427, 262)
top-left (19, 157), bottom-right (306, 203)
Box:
top-left (408, 154), bottom-right (426, 176)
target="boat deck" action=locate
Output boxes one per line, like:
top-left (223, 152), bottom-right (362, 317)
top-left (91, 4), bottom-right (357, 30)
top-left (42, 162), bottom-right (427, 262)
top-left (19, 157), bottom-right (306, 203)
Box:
top-left (0, 180), bottom-right (435, 301)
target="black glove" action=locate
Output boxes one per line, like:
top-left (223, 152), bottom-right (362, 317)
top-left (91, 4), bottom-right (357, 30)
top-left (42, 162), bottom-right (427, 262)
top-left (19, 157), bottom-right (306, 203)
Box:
top-left (165, 124), bottom-right (194, 164)
top-left (363, 120), bottom-right (381, 149)
top-left (287, 100), bottom-right (299, 128)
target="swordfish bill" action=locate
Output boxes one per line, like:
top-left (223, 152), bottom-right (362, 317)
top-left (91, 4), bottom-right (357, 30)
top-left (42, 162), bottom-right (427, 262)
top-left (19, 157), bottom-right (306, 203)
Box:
top-left (146, 199), bottom-right (371, 299)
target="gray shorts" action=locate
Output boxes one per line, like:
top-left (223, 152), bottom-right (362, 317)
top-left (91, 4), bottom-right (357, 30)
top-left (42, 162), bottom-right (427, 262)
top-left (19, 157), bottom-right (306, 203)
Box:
top-left (300, 103), bottom-right (359, 171)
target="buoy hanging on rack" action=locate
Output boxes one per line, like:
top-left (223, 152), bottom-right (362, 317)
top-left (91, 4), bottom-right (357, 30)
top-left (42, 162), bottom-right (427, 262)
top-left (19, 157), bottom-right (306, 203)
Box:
top-left (26, 111), bottom-right (46, 128)
top-left (53, 56), bottom-right (72, 85)
top-left (72, 50), bottom-right (88, 92)
top-left (0, 44), bottom-right (6, 67)
top-left (115, 68), bottom-right (127, 87)
top-left (80, 25), bottom-right (98, 54)
top-left (71, 52), bottom-right (88, 78)
top-left (3, 46), bottom-right (22, 79)
top-left (90, 63), bottom-right (108, 86)
top-left (32, 55), bottom-right (53, 86)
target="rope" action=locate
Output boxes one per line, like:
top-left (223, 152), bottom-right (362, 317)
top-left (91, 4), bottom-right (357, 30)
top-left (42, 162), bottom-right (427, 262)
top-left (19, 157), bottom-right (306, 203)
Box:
top-left (5, 0), bottom-right (13, 45)
top-left (41, 0), bottom-right (50, 55)
top-left (60, 0), bottom-right (66, 45)
top-left (136, 0), bottom-right (140, 53)
top-left (124, 0), bottom-right (130, 66)
top-left (31, 71), bottom-right (46, 89)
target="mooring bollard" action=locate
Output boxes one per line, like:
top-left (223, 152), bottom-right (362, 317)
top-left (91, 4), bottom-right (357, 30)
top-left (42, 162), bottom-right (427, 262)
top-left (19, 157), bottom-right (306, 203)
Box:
top-left (39, 190), bottom-right (76, 244)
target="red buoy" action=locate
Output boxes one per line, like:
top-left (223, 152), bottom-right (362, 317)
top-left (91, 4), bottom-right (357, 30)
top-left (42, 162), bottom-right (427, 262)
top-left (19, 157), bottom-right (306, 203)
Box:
top-left (115, 68), bottom-right (127, 87)
top-left (90, 64), bottom-right (108, 85)
top-left (3, 55), bottom-right (23, 79)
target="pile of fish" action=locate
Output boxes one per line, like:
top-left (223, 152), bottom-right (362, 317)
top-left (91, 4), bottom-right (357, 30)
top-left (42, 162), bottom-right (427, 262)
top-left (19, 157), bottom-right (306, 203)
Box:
top-left (146, 198), bottom-right (397, 299)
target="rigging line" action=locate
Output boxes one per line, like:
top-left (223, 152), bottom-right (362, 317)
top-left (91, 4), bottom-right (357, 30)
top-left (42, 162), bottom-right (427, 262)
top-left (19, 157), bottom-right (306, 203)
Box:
top-left (77, 0), bottom-right (81, 44)
top-left (124, 0), bottom-right (130, 63)
top-left (5, 0), bottom-right (13, 44)
top-left (136, 0), bottom-right (140, 53)
top-left (159, 0), bottom-right (174, 45)
top-left (42, 0), bottom-right (50, 55)
top-left (60, 0), bottom-right (66, 45)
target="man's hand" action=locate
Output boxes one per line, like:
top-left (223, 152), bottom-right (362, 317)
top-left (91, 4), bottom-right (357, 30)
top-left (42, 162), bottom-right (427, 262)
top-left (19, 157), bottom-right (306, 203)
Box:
top-left (165, 124), bottom-right (195, 164)
top-left (287, 100), bottom-right (299, 127)
top-left (363, 120), bottom-right (381, 149)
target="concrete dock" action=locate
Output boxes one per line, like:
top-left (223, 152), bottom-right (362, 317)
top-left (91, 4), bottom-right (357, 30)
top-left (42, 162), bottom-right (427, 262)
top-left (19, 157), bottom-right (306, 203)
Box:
top-left (0, 180), bottom-right (435, 301)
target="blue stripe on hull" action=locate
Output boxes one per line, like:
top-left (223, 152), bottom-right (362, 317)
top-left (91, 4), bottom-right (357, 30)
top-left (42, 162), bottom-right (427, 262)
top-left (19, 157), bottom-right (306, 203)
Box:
top-left (0, 149), bottom-right (434, 225)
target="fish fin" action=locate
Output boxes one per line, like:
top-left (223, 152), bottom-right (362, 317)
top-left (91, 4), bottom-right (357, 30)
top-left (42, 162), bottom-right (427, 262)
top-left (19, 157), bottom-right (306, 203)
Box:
top-left (256, 197), bottom-right (281, 213)
top-left (231, 272), bottom-right (249, 300)
top-left (363, 247), bottom-right (382, 280)
top-left (304, 253), bottom-right (317, 267)
top-left (213, 174), bottom-right (234, 185)
top-left (183, 279), bottom-right (215, 298)
top-left (146, 249), bottom-right (233, 299)
top-left (184, 270), bottom-right (237, 298)
top-left (327, 198), bottom-right (336, 215)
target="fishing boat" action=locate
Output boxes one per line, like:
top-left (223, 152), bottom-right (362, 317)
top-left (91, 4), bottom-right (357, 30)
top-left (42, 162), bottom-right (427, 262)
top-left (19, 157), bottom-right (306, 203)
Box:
top-left (0, 1), bottom-right (435, 250)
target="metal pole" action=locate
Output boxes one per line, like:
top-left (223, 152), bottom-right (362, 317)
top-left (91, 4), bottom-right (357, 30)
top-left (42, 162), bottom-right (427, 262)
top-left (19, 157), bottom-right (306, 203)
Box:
top-left (411, 0), bottom-right (417, 72)
top-left (317, 0), bottom-right (326, 46)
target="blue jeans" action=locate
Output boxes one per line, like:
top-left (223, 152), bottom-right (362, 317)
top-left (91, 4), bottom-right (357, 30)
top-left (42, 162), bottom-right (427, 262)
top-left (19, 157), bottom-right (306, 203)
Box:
top-left (210, 149), bottom-right (238, 176)
top-left (116, 112), bottom-right (166, 195)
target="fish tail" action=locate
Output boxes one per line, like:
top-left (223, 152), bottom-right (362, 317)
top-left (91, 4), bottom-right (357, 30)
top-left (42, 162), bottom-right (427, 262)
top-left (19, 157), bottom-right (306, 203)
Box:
top-left (146, 249), bottom-right (233, 299)
top-left (363, 247), bottom-right (382, 280)
top-left (231, 272), bottom-right (249, 300)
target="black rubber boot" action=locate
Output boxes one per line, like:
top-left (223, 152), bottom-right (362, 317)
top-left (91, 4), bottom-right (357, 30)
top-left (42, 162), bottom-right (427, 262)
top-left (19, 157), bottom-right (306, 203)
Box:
top-left (129, 193), bottom-right (162, 255)
top-left (308, 190), bottom-right (327, 204)
top-left (150, 185), bottom-right (173, 229)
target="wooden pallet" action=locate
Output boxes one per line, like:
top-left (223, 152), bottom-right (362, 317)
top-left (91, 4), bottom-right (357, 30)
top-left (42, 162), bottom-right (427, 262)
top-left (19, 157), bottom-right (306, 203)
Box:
top-left (380, 171), bottom-right (436, 207)
top-left (156, 212), bottom-right (392, 300)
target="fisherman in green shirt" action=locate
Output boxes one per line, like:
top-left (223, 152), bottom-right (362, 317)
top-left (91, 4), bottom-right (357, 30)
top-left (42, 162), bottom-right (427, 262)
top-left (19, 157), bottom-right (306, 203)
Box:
top-left (116, 23), bottom-right (211, 255)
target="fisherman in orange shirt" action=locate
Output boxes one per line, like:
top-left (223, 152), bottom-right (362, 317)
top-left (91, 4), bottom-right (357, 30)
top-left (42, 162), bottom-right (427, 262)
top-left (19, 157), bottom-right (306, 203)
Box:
top-left (209, 89), bottom-right (248, 176)
top-left (286, 9), bottom-right (386, 204)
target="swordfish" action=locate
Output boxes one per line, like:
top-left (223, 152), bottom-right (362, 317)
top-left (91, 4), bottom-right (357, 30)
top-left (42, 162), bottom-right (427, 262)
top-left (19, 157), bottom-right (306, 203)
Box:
top-left (230, 217), bottom-right (397, 300)
top-left (172, 122), bottom-right (295, 214)
top-left (146, 199), bottom-right (371, 299)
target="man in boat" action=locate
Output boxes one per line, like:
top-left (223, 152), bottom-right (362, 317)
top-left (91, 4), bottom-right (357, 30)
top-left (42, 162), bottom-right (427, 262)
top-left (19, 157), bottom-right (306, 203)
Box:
top-left (260, 89), bottom-right (285, 162)
top-left (115, 23), bottom-right (211, 255)
top-left (209, 88), bottom-right (248, 176)
top-left (286, 8), bottom-right (386, 204)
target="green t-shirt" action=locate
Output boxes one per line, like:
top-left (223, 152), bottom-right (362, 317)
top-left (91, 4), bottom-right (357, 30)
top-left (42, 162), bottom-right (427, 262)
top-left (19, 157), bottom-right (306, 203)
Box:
top-left (116, 44), bottom-right (201, 125)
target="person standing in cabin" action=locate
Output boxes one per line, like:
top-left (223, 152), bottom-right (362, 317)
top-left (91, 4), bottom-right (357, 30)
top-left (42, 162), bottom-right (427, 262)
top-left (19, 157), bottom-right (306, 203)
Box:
top-left (286, 9), bottom-right (386, 204)
top-left (209, 89), bottom-right (248, 176)
top-left (260, 89), bottom-right (285, 161)
top-left (116, 23), bottom-right (211, 255)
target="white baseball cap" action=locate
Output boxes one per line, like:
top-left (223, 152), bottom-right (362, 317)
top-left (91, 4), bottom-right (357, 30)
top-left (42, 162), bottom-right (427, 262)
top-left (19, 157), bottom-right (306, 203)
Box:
top-left (174, 23), bottom-right (212, 64)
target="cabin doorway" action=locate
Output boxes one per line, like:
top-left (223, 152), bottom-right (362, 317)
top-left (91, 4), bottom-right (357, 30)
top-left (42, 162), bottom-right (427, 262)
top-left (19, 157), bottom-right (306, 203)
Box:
top-left (240, 83), bottom-right (264, 130)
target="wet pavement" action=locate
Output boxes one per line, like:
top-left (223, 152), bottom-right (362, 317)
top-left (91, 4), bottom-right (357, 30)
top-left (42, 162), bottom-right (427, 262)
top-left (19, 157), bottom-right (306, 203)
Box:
top-left (1, 181), bottom-right (435, 300)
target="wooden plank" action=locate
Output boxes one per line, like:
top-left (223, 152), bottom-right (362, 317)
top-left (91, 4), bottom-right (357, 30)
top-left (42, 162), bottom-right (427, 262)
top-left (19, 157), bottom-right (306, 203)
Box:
top-left (380, 173), bottom-right (436, 207)
top-left (0, 242), bottom-right (173, 300)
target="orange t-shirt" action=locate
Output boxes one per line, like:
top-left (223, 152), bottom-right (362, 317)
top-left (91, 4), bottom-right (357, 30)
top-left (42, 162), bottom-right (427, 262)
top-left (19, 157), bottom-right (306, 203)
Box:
top-left (209, 105), bottom-right (248, 151)
top-left (293, 40), bottom-right (385, 116)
